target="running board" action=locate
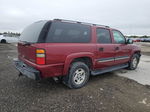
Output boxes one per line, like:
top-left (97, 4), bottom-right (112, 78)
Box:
top-left (91, 63), bottom-right (128, 76)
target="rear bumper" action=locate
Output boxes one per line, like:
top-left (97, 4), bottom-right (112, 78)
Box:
top-left (15, 57), bottom-right (64, 78)
top-left (14, 60), bottom-right (41, 80)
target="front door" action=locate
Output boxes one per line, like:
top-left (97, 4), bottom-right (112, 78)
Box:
top-left (112, 30), bottom-right (131, 65)
top-left (95, 28), bottom-right (115, 69)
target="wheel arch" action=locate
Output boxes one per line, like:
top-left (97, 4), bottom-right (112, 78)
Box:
top-left (1, 39), bottom-right (7, 43)
top-left (63, 52), bottom-right (95, 75)
top-left (132, 50), bottom-right (141, 57)
top-left (129, 50), bottom-right (141, 62)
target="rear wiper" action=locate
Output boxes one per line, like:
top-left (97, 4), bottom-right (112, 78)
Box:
top-left (21, 41), bottom-right (35, 46)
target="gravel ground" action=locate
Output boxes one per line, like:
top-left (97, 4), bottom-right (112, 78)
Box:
top-left (0, 43), bottom-right (150, 112)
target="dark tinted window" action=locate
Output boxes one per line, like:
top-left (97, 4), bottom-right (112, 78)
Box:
top-left (96, 28), bottom-right (112, 44)
top-left (112, 30), bottom-right (125, 44)
top-left (20, 20), bottom-right (48, 43)
top-left (46, 22), bottom-right (91, 43)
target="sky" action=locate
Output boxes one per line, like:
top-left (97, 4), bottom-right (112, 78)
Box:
top-left (0, 0), bottom-right (150, 35)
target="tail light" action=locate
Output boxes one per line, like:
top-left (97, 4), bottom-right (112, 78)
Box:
top-left (36, 49), bottom-right (46, 65)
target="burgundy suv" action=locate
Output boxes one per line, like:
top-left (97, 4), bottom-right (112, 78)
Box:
top-left (14, 19), bottom-right (141, 88)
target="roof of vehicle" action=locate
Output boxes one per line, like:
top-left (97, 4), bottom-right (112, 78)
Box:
top-left (34, 19), bottom-right (114, 30)
top-left (52, 19), bottom-right (111, 29)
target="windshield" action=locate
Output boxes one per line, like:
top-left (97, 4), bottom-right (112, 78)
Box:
top-left (20, 20), bottom-right (48, 43)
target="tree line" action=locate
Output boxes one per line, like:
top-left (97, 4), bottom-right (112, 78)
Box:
top-left (0, 32), bottom-right (21, 37)
top-left (0, 32), bottom-right (150, 38)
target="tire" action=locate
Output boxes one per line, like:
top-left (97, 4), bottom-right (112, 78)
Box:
top-left (1, 39), bottom-right (6, 43)
top-left (128, 54), bottom-right (140, 70)
top-left (63, 62), bottom-right (90, 89)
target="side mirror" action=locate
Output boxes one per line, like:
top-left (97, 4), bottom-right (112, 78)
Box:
top-left (126, 39), bottom-right (133, 44)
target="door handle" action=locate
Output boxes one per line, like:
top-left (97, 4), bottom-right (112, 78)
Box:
top-left (115, 47), bottom-right (119, 51)
top-left (99, 47), bottom-right (104, 51)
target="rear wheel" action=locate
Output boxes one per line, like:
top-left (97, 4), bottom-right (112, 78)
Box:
top-left (128, 54), bottom-right (140, 70)
top-left (63, 62), bottom-right (90, 89)
top-left (1, 39), bottom-right (6, 43)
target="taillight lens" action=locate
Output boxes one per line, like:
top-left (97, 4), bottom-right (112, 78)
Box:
top-left (36, 49), bottom-right (45, 65)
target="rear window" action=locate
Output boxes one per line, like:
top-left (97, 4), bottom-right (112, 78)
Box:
top-left (46, 22), bottom-right (91, 43)
top-left (20, 20), bottom-right (48, 43)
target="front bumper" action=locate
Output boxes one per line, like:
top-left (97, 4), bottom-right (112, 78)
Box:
top-left (14, 60), bottom-right (41, 80)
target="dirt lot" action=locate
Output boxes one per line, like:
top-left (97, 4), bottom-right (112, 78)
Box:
top-left (0, 43), bottom-right (150, 112)
top-left (137, 42), bottom-right (150, 56)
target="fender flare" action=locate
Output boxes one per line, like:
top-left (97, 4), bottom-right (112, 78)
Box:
top-left (63, 52), bottom-right (95, 75)
top-left (130, 48), bottom-right (141, 61)
top-left (132, 50), bottom-right (141, 56)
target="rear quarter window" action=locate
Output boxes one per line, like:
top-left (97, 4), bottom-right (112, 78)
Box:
top-left (46, 22), bottom-right (91, 43)
top-left (20, 21), bottom-right (48, 43)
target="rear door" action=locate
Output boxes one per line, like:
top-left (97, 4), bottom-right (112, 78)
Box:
top-left (112, 30), bottom-right (131, 65)
top-left (95, 28), bottom-right (115, 69)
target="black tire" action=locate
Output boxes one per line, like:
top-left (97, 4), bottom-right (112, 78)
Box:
top-left (1, 39), bottom-right (6, 43)
top-left (128, 54), bottom-right (140, 70)
top-left (63, 62), bottom-right (90, 89)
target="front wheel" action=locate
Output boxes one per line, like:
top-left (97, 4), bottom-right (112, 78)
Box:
top-left (63, 62), bottom-right (90, 89)
top-left (128, 54), bottom-right (140, 70)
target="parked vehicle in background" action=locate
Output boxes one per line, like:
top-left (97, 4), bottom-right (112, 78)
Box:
top-left (140, 38), bottom-right (145, 42)
top-left (130, 38), bottom-right (141, 42)
top-left (130, 38), bottom-right (150, 43)
top-left (0, 35), bottom-right (19, 43)
top-left (143, 38), bottom-right (150, 42)
top-left (14, 19), bottom-right (141, 89)
top-left (136, 39), bottom-right (141, 42)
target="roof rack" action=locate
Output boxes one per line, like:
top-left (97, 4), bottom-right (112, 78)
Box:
top-left (53, 19), bottom-right (110, 28)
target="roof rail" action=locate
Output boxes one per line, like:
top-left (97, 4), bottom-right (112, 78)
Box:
top-left (53, 19), bottom-right (109, 28)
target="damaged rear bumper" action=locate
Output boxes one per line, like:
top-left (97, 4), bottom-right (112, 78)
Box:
top-left (14, 59), bottom-right (41, 80)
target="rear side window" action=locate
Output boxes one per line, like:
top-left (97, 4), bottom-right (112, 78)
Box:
top-left (46, 22), bottom-right (91, 43)
top-left (96, 28), bottom-right (112, 44)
